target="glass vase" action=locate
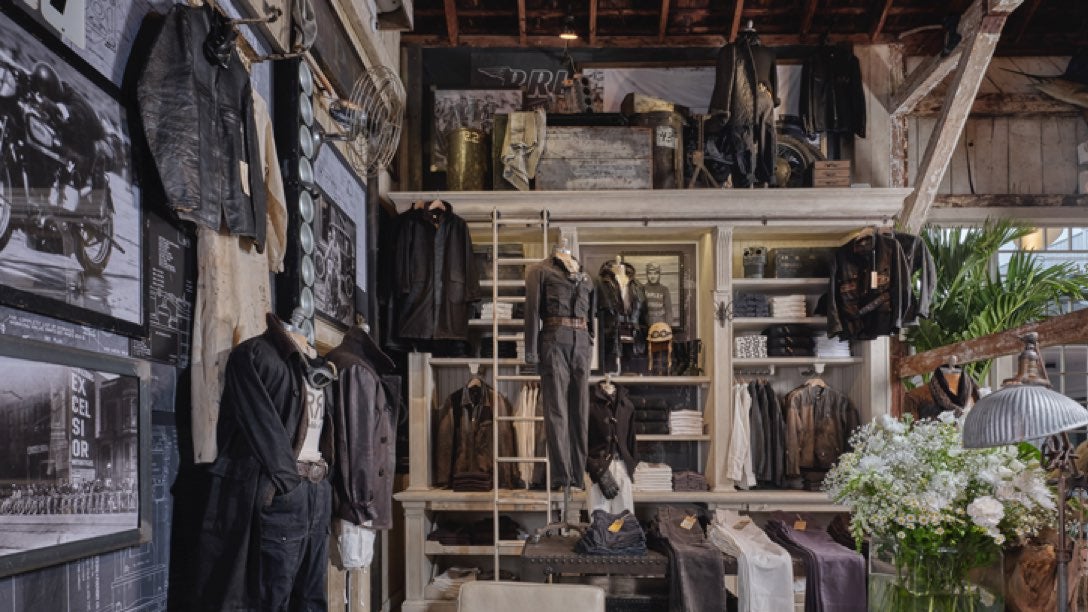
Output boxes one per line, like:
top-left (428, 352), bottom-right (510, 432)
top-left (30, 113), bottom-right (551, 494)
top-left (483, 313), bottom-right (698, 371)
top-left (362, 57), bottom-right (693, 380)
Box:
top-left (868, 538), bottom-right (1004, 612)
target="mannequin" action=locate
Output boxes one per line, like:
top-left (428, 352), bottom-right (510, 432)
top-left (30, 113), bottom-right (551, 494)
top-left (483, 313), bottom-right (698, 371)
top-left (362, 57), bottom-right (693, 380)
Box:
top-left (597, 257), bottom-right (648, 373)
top-left (586, 376), bottom-right (636, 515)
top-left (903, 361), bottom-right (979, 421)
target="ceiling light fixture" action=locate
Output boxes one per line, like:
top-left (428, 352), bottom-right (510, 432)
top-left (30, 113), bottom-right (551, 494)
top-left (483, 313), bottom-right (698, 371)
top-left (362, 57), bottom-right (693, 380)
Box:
top-left (559, 8), bottom-right (578, 40)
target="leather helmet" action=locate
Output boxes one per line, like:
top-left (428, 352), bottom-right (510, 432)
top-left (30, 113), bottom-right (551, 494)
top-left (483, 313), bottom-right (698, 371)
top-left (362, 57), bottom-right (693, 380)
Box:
top-left (31, 62), bottom-right (62, 99)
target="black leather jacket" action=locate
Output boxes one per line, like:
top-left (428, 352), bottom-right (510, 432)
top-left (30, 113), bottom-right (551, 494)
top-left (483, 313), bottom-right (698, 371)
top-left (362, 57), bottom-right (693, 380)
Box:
top-left (326, 327), bottom-right (402, 530)
top-left (597, 261), bottom-right (648, 363)
top-left (708, 35), bottom-right (779, 126)
top-left (137, 3), bottom-right (267, 249)
top-left (393, 203), bottom-right (480, 341)
top-left (586, 383), bottom-right (637, 484)
top-left (800, 46), bottom-right (866, 137)
top-left (524, 256), bottom-right (596, 364)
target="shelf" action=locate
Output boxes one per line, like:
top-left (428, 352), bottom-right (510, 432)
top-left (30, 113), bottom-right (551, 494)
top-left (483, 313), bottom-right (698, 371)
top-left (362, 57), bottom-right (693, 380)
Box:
top-left (732, 317), bottom-right (826, 330)
top-left (397, 487), bottom-right (846, 511)
top-left (480, 279), bottom-right (525, 288)
top-left (732, 357), bottom-right (861, 367)
top-left (429, 358), bottom-right (528, 366)
top-left (469, 319), bottom-right (525, 327)
top-left (732, 278), bottom-right (829, 290)
top-left (636, 434), bottom-right (710, 442)
top-left (588, 375), bottom-right (712, 385)
top-left (424, 541), bottom-right (526, 556)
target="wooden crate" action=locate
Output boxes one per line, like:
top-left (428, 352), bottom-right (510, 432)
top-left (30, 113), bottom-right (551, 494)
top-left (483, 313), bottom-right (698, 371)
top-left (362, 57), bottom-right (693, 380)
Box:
top-left (536, 126), bottom-right (653, 190)
top-left (812, 160), bottom-right (851, 188)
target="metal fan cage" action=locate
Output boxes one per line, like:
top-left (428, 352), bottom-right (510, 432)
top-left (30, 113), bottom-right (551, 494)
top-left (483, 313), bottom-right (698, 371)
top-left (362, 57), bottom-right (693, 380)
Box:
top-left (331, 66), bottom-right (405, 177)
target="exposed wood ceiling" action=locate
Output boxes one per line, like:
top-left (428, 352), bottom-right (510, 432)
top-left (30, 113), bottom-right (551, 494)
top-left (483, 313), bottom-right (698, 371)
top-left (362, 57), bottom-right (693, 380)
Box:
top-left (402, 0), bottom-right (1088, 55)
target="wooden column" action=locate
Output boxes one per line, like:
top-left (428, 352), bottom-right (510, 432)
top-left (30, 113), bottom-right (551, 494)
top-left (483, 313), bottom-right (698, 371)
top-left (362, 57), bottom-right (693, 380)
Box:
top-left (402, 502), bottom-right (429, 603)
top-left (900, 0), bottom-right (1025, 233)
top-left (853, 44), bottom-right (906, 188)
top-left (709, 226), bottom-right (734, 492)
top-left (407, 352), bottom-right (432, 490)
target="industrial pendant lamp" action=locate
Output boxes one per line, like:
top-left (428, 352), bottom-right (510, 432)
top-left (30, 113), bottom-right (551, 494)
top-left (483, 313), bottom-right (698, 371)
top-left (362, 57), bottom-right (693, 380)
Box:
top-left (559, 5), bottom-right (578, 40)
top-left (961, 332), bottom-right (1088, 448)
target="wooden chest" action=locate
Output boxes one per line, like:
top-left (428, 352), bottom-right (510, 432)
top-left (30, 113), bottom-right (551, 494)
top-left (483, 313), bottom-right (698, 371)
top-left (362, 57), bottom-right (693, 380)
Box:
top-left (536, 126), bottom-right (653, 190)
top-left (812, 160), bottom-right (851, 188)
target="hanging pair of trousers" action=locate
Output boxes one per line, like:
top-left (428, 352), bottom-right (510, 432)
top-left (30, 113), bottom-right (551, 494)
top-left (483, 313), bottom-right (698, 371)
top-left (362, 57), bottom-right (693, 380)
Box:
top-left (538, 325), bottom-right (592, 487)
top-left (259, 478), bottom-right (332, 611)
top-left (649, 506), bottom-right (726, 612)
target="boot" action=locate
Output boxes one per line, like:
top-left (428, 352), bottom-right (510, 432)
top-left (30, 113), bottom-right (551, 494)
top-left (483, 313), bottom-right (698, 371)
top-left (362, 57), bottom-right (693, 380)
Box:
top-left (672, 341), bottom-right (688, 376)
top-left (685, 340), bottom-right (704, 376)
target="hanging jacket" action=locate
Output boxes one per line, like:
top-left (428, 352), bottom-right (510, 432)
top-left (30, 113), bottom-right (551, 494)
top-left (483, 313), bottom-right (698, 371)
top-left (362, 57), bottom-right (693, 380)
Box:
top-left (393, 202), bottom-right (480, 341)
top-left (709, 35), bottom-right (780, 122)
top-left (903, 368), bottom-right (979, 421)
top-left (433, 382), bottom-right (516, 488)
top-left (326, 327), bottom-right (402, 530)
top-left (784, 383), bottom-right (859, 478)
top-left (586, 383), bottom-right (638, 485)
top-left (800, 46), bottom-right (867, 137)
top-left (137, 3), bottom-right (267, 249)
top-left (596, 261), bottom-right (649, 364)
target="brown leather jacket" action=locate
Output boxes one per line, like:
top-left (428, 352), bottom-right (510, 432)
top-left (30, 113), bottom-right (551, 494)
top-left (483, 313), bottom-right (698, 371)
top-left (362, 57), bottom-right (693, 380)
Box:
top-left (433, 383), bottom-right (516, 488)
top-left (784, 383), bottom-right (860, 477)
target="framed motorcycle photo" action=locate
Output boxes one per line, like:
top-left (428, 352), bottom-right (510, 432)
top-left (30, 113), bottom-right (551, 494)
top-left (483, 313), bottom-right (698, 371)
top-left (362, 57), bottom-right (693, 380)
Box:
top-left (0, 7), bottom-right (144, 337)
top-left (312, 189), bottom-right (357, 329)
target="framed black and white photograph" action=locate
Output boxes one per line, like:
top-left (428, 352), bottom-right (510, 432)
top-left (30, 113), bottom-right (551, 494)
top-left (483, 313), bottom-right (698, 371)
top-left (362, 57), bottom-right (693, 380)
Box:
top-left (0, 7), bottom-right (143, 336)
top-left (312, 191), bottom-right (356, 329)
top-left (0, 337), bottom-right (150, 578)
top-left (430, 87), bottom-right (523, 172)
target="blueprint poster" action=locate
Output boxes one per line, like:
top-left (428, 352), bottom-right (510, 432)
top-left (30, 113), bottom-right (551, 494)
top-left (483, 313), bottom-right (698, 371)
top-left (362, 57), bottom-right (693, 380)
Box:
top-left (129, 212), bottom-right (194, 368)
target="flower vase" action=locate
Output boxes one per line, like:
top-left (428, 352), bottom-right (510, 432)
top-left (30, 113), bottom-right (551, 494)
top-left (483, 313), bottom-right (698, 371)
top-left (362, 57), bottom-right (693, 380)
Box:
top-left (868, 539), bottom-right (1004, 612)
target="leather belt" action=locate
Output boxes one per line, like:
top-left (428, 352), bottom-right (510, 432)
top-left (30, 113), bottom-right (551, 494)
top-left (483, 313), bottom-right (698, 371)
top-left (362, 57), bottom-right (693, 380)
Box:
top-left (296, 459), bottom-right (328, 483)
top-left (543, 317), bottom-right (587, 330)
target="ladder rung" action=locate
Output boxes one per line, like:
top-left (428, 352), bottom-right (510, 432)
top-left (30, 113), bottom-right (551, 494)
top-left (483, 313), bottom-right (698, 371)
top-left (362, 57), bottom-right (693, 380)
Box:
top-left (481, 280), bottom-right (525, 288)
top-left (494, 296), bottom-right (526, 303)
top-left (496, 335), bottom-right (523, 342)
top-left (494, 415), bottom-right (544, 422)
top-left (497, 257), bottom-right (541, 266)
top-left (495, 375), bottom-right (540, 382)
top-left (495, 217), bottom-right (546, 225)
top-left (496, 457), bottom-right (548, 463)
top-left (495, 498), bottom-right (554, 505)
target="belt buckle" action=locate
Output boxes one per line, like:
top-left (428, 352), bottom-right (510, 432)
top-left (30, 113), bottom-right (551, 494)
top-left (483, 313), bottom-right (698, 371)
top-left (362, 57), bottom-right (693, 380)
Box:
top-left (308, 464), bottom-right (324, 482)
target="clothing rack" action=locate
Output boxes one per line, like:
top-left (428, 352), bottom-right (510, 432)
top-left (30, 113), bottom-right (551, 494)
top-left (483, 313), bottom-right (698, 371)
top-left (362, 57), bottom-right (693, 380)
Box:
top-left (204, 0), bottom-right (305, 63)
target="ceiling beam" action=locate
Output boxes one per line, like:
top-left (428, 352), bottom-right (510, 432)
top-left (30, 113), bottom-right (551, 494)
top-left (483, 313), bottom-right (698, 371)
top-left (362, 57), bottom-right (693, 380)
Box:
top-left (443, 0), bottom-right (458, 45)
top-left (401, 32), bottom-right (897, 48)
top-left (590, 0), bottom-right (599, 45)
top-left (1011, 0), bottom-right (1042, 43)
top-left (658, 0), bottom-right (670, 43)
top-left (800, 0), bottom-right (819, 37)
top-left (900, 0), bottom-right (1025, 234)
top-left (912, 92), bottom-right (1084, 116)
top-left (729, 0), bottom-right (745, 43)
top-left (517, 0), bottom-right (526, 46)
top-left (869, 0), bottom-right (894, 41)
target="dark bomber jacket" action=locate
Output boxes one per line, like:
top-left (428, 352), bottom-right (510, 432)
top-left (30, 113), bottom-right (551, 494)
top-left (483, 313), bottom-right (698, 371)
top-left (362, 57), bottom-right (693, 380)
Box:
top-left (326, 327), bottom-right (402, 530)
top-left (586, 383), bottom-right (638, 484)
top-left (597, 261), bottom-right (649, 362)
top-left (137, 3), bottom-right (266, 248)
top-left (394, 202), bottom-right (480, 341)
top-left (524, 256), bottom-right (596, 364)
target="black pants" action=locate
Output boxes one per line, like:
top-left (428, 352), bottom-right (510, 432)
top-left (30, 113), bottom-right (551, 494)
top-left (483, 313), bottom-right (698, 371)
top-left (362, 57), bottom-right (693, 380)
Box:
top-left (650, 506), bottom-right (725, 612)
top-left (538, 326), bottom-right (592, 487)
top-left (259, 479), bottom-right (332, 611)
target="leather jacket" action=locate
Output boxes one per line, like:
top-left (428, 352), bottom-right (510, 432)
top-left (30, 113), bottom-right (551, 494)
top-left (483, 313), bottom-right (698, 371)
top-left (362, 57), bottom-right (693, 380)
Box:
top-left (586, 383), bottom-right (637, 484)
top-left (784, 383), bottom-right (859, 478)
top-left (523, 256), bottom-right (596, 364)
top-left (393, 202), bottom-right (480, 342)
top-left (326, 327), bottom-right (402, 530)
top-left (708, 35), bottom-right (779, 127)
top-left (800, 46), bottom-right (866, 137)
top-left (433, 382), bottom-right (516, 488)
top-left (597, 261), bottom-right (648, 363)
top-left (137, 4), bottom-right (267, 249)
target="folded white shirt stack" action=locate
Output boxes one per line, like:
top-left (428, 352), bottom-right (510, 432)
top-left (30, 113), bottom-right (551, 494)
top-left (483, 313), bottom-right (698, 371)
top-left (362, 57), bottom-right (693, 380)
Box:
top-left (770, 295), bottom-right (807, 318)
top-left (735, 335), bottom-right (768, 359)
top-left (815, 333), bottom-right (852, 357)
top-left (479, 302), bottom-right (514, 320)
top-left (669, 409), bottom-right (704, 435)
top-left (424, 567), bottom-right (479, 600)
top-left (633, 462), bottom-right (674, 492)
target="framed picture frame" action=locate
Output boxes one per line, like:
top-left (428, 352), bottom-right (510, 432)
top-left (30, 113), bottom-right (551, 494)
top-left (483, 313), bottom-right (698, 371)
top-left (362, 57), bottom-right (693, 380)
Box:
top-left (0, 336), bottom-right (151, 578)
top-left (312, 189), bottom-right (356, 329)
top-left (0, 6), bottom-right (144, 337)
top-left (430, 87), bottom-right (523, 172)
top-left (580, 242), bottom-right (698, 339)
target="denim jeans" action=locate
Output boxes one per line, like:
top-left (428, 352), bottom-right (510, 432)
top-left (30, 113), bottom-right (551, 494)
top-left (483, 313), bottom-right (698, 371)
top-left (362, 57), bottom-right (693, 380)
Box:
top-left (649, 506), bottom-right (726, 612)
top-left (259, 479), bottom-right (332, 611)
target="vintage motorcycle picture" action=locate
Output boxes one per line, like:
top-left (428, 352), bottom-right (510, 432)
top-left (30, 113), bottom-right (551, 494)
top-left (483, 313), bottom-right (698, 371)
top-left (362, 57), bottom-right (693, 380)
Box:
top-left (312, 192), bottom-right (356, 328)
top-left (0, 10), bottom-right (141, 335)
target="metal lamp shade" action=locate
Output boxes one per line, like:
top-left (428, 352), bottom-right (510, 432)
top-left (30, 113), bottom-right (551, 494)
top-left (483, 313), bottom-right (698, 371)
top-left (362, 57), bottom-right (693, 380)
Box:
top-left (961, 332), bottom-right (1088, 448)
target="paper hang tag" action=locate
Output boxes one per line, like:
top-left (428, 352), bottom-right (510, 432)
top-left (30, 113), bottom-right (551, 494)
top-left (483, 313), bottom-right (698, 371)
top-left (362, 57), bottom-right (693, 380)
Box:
top-left (240, 160), bottom-right (251, 196)
top-left (870, 270), bottom-right (879, 290)
top-left (793, 519), bottom-right (808, 531)
top-left (680, 515), bottom-right (697, 530)
top-left (733, 518), bottom-right (752, 530)
top-left (608, 518), bottom-right (625, 533)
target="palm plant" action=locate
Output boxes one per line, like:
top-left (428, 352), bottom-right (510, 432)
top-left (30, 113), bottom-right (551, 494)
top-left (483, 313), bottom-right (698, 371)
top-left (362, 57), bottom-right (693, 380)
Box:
top-left (907, 220), bottom-right (1088, 382)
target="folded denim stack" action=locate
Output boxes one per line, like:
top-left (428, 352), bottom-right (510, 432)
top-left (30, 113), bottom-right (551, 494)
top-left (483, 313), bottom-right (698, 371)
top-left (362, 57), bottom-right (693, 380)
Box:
top-left (423, 567), bottom-right (479, 600)
top-left (427, 516), bottom-right (527, 546)
top-left (770, 295), bottom-right (807, 319)
top-left (672, 470), bottom-right (708, 492)
top-left (765, 517), bottom-right (867, 612)
top-left (450, 471), bottom-right (492, 492)
top-left (735, 334), bottom-right (768, 358)
top-left (708, 510), bottom-right (794, 612)
top-left (814, 333), bottom-right (851, 358)
top-left (633, 462), bottom-right (673, 492)
top-left (575, 509), bottom-right (648, 555)
top-left (733, 293), bottom-right (770, 318)
top-left (763, 325), bottom-right (816, 358)
top-left (669, 410), bottom-right (704, 435)
top-left (633, 397), bottom-right (670, 435)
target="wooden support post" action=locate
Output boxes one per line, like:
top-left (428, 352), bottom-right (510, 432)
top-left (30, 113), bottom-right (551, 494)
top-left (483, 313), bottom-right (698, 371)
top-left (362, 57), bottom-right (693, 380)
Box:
top-left (589, 0), bottom-right (598, 45)
top-left (658, 0), bottom-right (670, 42)
top-left (443, 0), bottom-right (458, 45)
top-left (800, 0), bottom-right (819, 37)
top-left (869, 0), bottom-right (894, 41)
top-left (517, 0), bottom-right (527, 46)
top-left (710, 226), bottom-right (733, 492)
top-left (729, 0), bottom-right (745, 43)
top-left (900, 0), bottom-right (1023, 233)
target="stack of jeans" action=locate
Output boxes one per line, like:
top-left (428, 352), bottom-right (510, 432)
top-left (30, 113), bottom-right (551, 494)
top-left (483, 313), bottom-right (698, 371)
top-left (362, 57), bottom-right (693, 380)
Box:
top-left (765, 517), bottom-right (866, 612)
top-left (575, 509), bottom-right (647, 555)
top-left (451, 472), bottom-right (492, 492)
top-left (708, 510), bottom-right (794, 612)
top-left (672, 471), bottom-right (708, 492)
top-left (763, 325), bottom-right (816, 358)
top-left (733, 293), bottom-right (770, 317)
top-left (647, 505), bottom-right (725, 612)
top-left (634, 397), bottom-right (670, 434)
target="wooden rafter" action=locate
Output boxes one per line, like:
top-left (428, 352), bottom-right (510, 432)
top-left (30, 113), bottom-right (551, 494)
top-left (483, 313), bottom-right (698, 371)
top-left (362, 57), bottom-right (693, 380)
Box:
top-left (443, 0), bottom-right (458, 45)
top-left (517, 0), bottom-right (527, 46)
top-left (900, 0), bottom-right (1025, 234)
top-left (1011, 0), bottom-right (1043, 43)
top-left (590, 0), bottom-right (599, 45)
top-left (869, 0), bottom-right (894, 41)
top-left (912, 92), bottom-right (1084, 116)
top-left (729, 0), bottom-right (746, 42)
top-left (401, 31), bottom-right (898, 48)
top-left (658, 0), bottom-right (671, 42)
top-left (800, 0), bottom-right (820, 37)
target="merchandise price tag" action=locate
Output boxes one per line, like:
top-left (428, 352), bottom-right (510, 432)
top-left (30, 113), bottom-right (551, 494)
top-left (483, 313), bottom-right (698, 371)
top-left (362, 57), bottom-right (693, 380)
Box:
top-left (870, 270), bottom-right (879, 289)
top-left (608, 519), bottom-right (625, 533)
top-left (680, 515), bottom-right (697, 530)
top-left (239, 160), bottom-right (251, 196)
top-left (733, 518), bottom-right (751, 530)
top-left (793, 519), bottom-right (808, 531)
